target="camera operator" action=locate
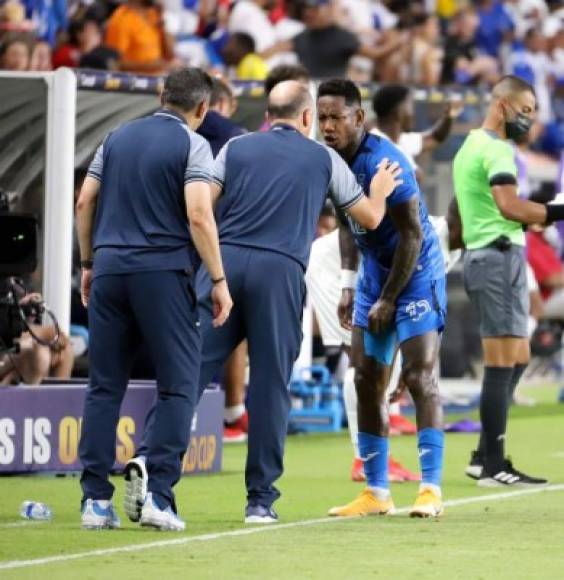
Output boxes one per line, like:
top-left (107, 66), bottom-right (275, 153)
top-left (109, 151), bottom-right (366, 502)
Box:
top-left (0, 282), bottom-right (74, 385)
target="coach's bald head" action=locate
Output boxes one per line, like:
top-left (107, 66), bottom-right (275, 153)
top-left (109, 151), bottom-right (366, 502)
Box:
top-left (266, 80), bottom-right (313, 136)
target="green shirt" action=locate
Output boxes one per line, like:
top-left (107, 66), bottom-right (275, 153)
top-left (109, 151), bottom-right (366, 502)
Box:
top-left (453, 128), bottom-right (525, 249)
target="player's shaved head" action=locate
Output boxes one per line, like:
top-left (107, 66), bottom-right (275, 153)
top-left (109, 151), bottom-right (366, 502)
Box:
top-left (267, 80), bottom-right (313, 120)
top-left (492, 75), bottom-right (535, 101)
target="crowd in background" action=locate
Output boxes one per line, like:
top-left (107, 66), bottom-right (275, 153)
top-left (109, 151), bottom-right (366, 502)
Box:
top-left (0, 0), bottom-right (563, 157)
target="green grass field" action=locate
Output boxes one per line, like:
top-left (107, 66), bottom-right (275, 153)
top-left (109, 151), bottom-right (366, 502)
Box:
top-left (1, 384), bottom-right (563, 580)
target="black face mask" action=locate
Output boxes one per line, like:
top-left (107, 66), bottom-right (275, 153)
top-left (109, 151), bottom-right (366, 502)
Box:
top-left (504, 104), bottom-right (533, 142)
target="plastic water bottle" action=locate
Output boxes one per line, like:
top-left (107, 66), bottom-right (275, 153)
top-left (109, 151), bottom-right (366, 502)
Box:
top-left (19, 501), bottom-right (53, 521)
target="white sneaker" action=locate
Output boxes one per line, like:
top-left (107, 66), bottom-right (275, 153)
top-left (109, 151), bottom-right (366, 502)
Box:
top-left (81, 499), bottom-right (121, 530)
top-left (140, 493), bottom-right (185, 532)
top-left (124, 456), bottom-right (148, 522)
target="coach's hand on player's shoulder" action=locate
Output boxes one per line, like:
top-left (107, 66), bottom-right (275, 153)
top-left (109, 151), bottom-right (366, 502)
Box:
top-left (211, 280), bottom-right (233, 328)
top-left (370, 158), bottom-right (403, 199)
top-left (338, 288), bottom-right (355, 331)
top-left (367, 298), bottom-right (395, 334)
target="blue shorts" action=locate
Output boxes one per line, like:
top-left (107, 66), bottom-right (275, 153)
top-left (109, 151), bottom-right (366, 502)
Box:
top-left (354, 276), bottom-right (447, 365)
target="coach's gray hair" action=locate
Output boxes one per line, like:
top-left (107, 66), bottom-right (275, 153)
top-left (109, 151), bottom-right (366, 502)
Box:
top-left (162, 68), bottom-right (213, 112)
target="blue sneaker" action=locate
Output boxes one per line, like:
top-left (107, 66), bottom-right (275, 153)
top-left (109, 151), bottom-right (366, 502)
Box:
top-left (81, 499), bottom-right (121, 530)
top-left (244, 504), bottom-right (278, 524)
top-left (140, 493), bottom-right (185, 532)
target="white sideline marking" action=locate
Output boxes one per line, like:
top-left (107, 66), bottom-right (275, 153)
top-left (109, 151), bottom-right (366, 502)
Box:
top-left (0, 484), bottom-right (563, 572)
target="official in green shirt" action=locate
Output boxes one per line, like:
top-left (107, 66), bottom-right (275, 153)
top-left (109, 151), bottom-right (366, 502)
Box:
top-left (451, 75), bottom-right (564, 488)
top-left (454, 128), bottom-right (524, 249)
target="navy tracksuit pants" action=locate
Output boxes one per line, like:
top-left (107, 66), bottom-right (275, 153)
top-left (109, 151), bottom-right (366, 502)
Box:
top-left (79, 270), bottom-right (201, 510)
top-left (139, 244), bottom-right (305, 508)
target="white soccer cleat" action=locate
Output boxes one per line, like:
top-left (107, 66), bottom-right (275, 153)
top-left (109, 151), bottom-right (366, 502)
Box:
top-left (140, 493), bottom-right (185, 532)
top-left (124, 456), bottom-right (148, 522)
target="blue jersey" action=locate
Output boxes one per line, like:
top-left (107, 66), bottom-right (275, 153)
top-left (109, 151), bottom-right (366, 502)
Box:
top-left (347, 133), bottom-right (444, 287)
top-left (88, 109), bottom-right (214, 278)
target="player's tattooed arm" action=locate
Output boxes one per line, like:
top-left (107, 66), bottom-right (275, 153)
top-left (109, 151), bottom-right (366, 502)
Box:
top-left (381, 197), bottom-right (422, 303)
top-left (368, 198), bottom-right (422, 333)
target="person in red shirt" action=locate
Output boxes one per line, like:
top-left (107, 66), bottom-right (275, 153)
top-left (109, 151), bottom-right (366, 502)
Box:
top-left (52, 19), bottom-right (82, 68)
top-left (527, 226), bottom-right (564, 319)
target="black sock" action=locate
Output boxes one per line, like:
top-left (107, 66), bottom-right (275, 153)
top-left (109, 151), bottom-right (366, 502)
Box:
top-left (477, 363), bottom-right (528, 457)
top-left (480, 366), bottom-right (514, 474)
top-left (508, 363), bottom-right (528, 403)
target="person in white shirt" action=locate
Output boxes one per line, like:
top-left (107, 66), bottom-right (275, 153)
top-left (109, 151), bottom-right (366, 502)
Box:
top-left (370, 84), bottom-right (464, 173)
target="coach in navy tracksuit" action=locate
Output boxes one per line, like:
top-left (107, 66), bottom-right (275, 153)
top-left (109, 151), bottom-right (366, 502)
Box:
top-left (75, 68), bottom-right (232, 531)
top-left (139, 80), bottom-right (402, 523)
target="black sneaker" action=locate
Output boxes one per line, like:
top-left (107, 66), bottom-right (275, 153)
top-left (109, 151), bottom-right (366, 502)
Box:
top-left (478, 459), bottom-right (549, 488)
top-left (464, 450), bottom-right (484, 480)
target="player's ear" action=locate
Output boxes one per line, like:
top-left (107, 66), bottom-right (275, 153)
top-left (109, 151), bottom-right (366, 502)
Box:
top-left (355, 107), bottom-right (365, 128)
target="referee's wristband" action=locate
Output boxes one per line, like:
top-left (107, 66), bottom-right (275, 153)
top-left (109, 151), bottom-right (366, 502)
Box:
top-left (340, 269), bottom-right (358, 290)
top-left (545, 204), bottom-right (564, 225)
top-left (212, 276), bottom-right (226, 285)
top-left (80, 259), bottom-right (93, 270)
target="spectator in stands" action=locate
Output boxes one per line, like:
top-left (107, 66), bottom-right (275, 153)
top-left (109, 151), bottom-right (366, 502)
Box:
top-left (474, 0), bottom-right (514, 58)
top-left (441, 8), bottom-right (499, 85)
top-left (53, 18), bottom-right (118, 70)
top-left (0, 33), bottom-right (31, 70)
top-left (228, 0), bottom-right (277, 54)
top-left (550, 28), bottom-right (564, 78)
top-left (29, 39), bottom-right (52, 70)
top-left (410, 14), bottom-right (443, 86)
top-left (222, 32), bottom-right (267, 80)
top-left (541, 78), bottom-right (564, 158)
top-left (21, 0), bottom-right (67, 46)
top-left (268, 0), bottom-right (404, 79)
top-left (105, 0), bottom-right (175, 73)
top-left (544, 1), bottom-right (564, 42)
top-left (52, 18), bottom-right (82, 68)
top-left (527, 223), bottom-right (564, 321)
top-left (0, 0), bottom-right (34, 34)
top-left (197, 76), bottom-right (245, 156)
top-left (505, 0), bottom-right (548, 39)
top-left (79, 19), bottom-right (119, 70)
top-left (507, 27), bottom-right (553, 124)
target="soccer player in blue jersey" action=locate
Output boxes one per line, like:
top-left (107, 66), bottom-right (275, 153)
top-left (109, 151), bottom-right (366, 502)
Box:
top-left (317, 79), bottom-right (446, 518)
